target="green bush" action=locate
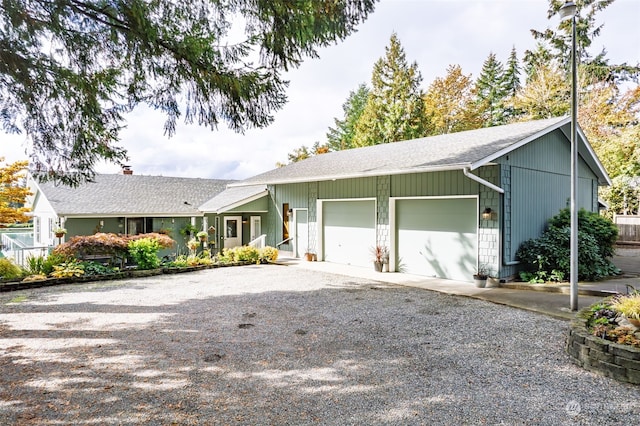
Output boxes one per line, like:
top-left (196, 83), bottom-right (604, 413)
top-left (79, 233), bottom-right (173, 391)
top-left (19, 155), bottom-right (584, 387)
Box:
top-left (0, 258), bottom-right (24, 280)
top-left (128, 237), bottom-right (161, 270)
top-left (259, 246), bottom-right (279, 263)
top-left (25, 254), bottom-right (46, 275)
top-left (81, 261), bottom-right (120, 276)
top-left (42, 252), bottom-right (71, 276)
top-left (516, 208), bottom-right (619, 282)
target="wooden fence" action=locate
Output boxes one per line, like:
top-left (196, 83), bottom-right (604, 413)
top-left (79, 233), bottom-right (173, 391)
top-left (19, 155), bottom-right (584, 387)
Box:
top-left (615, 215), bottom-right (640, 243)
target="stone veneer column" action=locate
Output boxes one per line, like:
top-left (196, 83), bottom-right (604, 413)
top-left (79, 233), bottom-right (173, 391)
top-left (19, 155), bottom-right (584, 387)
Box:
top-left (478, 166), bottom-right (500, 277)
top-left (377, 176), bottom-right (390, 248)
top-left (308, 181), bottom-right (318, 252)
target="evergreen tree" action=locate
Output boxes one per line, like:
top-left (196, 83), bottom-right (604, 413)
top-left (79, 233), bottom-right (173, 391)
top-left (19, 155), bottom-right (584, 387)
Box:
top-left (503, 47), bottom-right (522, 98)
top-left (475, 52), bottom-right (507, 127)
top-left (424, 65), bottom-right (481, 135)
top-left (326, 84), bottom-right (370, 151)
top-left (529, 0), bottom-right (638, 82)
top-left (352, 33), bottom-right (427, 147)
top-left (502, 47), bottom-right (523, 122)
top-left (0, 0), bottom-right (376, 186)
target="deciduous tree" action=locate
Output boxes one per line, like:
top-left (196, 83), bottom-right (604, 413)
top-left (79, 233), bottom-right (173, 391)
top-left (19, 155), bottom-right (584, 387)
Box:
top-left (0, 0), bottom-right (376, 185)
top-left (424, 65), bottom-right (481, 135)
top-left (0, 157), bottom-right (31, 224)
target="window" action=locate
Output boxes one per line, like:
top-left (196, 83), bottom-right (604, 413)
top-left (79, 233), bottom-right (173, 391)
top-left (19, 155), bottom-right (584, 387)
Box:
top-left (282, 203), bottom-right (290, 241)
top-left (34, 217), bottom-right (40, 244)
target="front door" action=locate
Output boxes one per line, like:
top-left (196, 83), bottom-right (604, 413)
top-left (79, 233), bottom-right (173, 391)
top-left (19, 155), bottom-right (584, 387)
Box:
top-left (294, 209), bottom-right (309, 258)
top-left (224, 216), bottom-right (242, 248)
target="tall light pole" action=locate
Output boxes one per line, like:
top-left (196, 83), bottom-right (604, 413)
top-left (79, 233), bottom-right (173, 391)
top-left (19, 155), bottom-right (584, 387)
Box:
top-left (559, 1), bottom-right (578, 311)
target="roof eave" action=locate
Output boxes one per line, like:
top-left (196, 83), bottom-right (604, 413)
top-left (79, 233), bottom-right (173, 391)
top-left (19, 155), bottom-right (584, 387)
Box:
top-left (229, 164), bottom-right (472, 187)
top-left (200, 189), bottom-right (269, 214)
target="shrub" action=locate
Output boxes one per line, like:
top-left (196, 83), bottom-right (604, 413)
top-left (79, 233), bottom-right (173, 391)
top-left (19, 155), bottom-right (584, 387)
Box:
top-left (516, 208), bottom-right (619, 282)
top-left (234, 246), bottom-right (260, 263)
top-left (55, 232), bottom-right (175, 266)
top-left (51, 260), bottom-right (85, 278)
top-left (0, 258), bottom-right (24, 280)
top-left (611, 294), bottom-right (640, 321)
top-left (81, 261), bottom-right (119, 276)
top-left (128, 237), bottom-right (161, 270)
top-left (259, 246), bottom-right (279, 263)
top-left (25, 254), bottom-right (46, 275)
top-left (42, 252), bottom-right (71, 275)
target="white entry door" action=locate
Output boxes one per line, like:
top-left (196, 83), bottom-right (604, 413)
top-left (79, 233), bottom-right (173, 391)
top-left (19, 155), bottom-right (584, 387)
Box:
top-left (250, 216), bottom-right (262, 241)
top-left (294, 209), bottom-right (308, 258)
top-left (224, 216), bottom-right (242, 248)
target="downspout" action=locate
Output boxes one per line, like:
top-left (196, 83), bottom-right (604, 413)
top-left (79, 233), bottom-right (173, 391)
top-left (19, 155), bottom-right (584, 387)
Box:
top-left (463, 167), bottom-right (504, 194)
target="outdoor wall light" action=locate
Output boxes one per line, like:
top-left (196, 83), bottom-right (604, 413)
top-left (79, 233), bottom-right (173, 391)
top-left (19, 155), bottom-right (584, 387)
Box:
top-left (482, 208), bottom-right (493, 220)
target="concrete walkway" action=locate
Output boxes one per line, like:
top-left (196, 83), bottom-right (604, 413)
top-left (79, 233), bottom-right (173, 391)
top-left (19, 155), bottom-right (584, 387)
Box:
top-left (279, 252), bottom-right (640, 321)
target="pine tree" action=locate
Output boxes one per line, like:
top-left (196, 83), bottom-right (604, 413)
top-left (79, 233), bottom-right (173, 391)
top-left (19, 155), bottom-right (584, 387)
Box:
top-left (326, 84), bottom-right (370, 151)
top-left (352, 33), bottom-right (428, 147)
top-left (529, 0), bottom-right (638, 82)
top-left (502, 47), bottom-right (522, 122)
top-left (503, 47), bottom-right (522, 98)
top-left (475, 52), bottom-right (507, 127)
top-left (0, 0), bottom-right (376, 186)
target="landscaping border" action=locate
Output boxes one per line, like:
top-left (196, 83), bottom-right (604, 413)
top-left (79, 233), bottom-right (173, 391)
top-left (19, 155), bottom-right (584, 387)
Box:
top-left (566, 314), bottom-right (640, 385)
top-left (0, 262), bottom-right (257, 293)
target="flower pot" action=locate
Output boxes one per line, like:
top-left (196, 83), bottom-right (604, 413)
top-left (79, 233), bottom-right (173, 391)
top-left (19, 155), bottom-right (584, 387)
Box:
top-left (305, 253), bottom-right (313, 261)
top-left (55, 232), bottom-right (65, 238)
top-left (373, 261), bottom-right (383, 272)
top-left (473, 276), bottom-right (487, 288)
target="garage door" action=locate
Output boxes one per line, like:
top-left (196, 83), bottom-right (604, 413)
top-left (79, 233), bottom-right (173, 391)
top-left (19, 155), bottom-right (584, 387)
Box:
top-left (396, 198), bottom-right (477, 281)
top-left (323, 200), bottom-right (376, 268)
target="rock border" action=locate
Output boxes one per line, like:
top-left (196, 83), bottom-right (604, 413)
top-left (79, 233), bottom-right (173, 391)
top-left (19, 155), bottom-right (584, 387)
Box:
top-left (0, 261), bottom-right (259, 293)
top-left (566, 314), bottom-right (640, 385)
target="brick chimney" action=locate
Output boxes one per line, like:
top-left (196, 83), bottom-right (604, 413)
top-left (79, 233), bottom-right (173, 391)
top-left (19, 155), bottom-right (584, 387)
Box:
top-left (122, 165), bottom-right (133, 175)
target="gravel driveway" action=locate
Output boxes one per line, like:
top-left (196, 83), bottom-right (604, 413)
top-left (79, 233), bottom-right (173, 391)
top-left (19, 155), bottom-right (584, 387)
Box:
top-left (0, 264), bottom-right (638, 425)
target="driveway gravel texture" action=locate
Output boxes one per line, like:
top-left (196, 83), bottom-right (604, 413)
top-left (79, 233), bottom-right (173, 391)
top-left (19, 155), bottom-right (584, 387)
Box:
top-left (0, 264), bottom-right (638, 425)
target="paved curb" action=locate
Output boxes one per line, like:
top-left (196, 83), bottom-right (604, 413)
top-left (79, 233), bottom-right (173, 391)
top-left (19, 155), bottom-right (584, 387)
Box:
top-left (500, 282), bottom-right (619, 298)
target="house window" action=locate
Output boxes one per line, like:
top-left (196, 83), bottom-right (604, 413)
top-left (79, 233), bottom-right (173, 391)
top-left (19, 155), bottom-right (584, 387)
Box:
top-left (48, 218), bottom-right (54, 241)
top-left (34, 217), bottom-right (40, 244)
top-left (283, 203), bottom-right (290, 241)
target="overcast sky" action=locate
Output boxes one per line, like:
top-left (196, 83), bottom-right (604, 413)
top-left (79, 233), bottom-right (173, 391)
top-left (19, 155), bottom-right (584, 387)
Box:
top-left (3, 0), bottom-right (639, 181)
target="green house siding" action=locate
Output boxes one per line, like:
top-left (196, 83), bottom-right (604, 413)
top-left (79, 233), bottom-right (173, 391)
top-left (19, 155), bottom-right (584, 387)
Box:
top-left (223, 195), bottom-right (269, 213)
top-left (499, 130), bottom-right (601, 279)
top-left (318, 177), bottom-right (377, 199)
top-left (391, 170), bottom-right (478, 197)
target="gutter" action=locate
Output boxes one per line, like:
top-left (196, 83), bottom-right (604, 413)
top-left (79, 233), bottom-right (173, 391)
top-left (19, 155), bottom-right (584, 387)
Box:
top-left (463, 167), bottom-right (504, 194)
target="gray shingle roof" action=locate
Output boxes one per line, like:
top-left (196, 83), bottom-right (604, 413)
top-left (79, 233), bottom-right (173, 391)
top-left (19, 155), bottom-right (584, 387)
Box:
top-left (37, 174), bottom-right (235, 216)
top-left (199, 185), bottom-right (268, 213)
top-left (233, 117), bottom-right (587, 186)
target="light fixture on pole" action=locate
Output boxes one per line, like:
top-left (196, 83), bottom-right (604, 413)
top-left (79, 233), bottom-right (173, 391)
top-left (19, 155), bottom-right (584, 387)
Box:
top-left (559, 1), bottom-right (578, 311)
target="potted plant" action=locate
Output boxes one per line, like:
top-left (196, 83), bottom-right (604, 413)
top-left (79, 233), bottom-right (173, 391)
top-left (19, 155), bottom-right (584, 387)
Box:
top-left (54, 227), bottom-right (67, 238)
top-left (371, 245), bottom-right (388, 272)
top-left (187, 238), bottom-right (200, 252)
top-left (196, 231), bottom-right (208, 242)
top-left (304, 249), bottom-right (315, 261)
top-left (473, 264), bottom-right (490, 288)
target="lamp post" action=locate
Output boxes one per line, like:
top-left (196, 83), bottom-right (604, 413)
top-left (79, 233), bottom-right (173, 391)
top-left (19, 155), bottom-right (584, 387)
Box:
top-left (559, 1), bottom-right (578, 311)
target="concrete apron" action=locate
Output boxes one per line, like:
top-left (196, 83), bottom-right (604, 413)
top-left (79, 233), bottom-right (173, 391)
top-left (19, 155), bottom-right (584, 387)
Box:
top-left (281, 258), bottom-right (628, 321)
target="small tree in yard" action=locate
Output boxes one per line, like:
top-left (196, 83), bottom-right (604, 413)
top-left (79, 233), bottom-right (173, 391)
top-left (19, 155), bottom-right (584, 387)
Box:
top-left (516, 208), bottom-right (619, 282)
top-left (0, 157), bottom-right (31, 225)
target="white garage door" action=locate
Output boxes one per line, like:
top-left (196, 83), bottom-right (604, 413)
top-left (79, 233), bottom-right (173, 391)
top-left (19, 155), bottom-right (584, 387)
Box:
top-left (323, 200), bottom-right (376, 268)
top-left (396, 198), bottom-right (477, 282)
